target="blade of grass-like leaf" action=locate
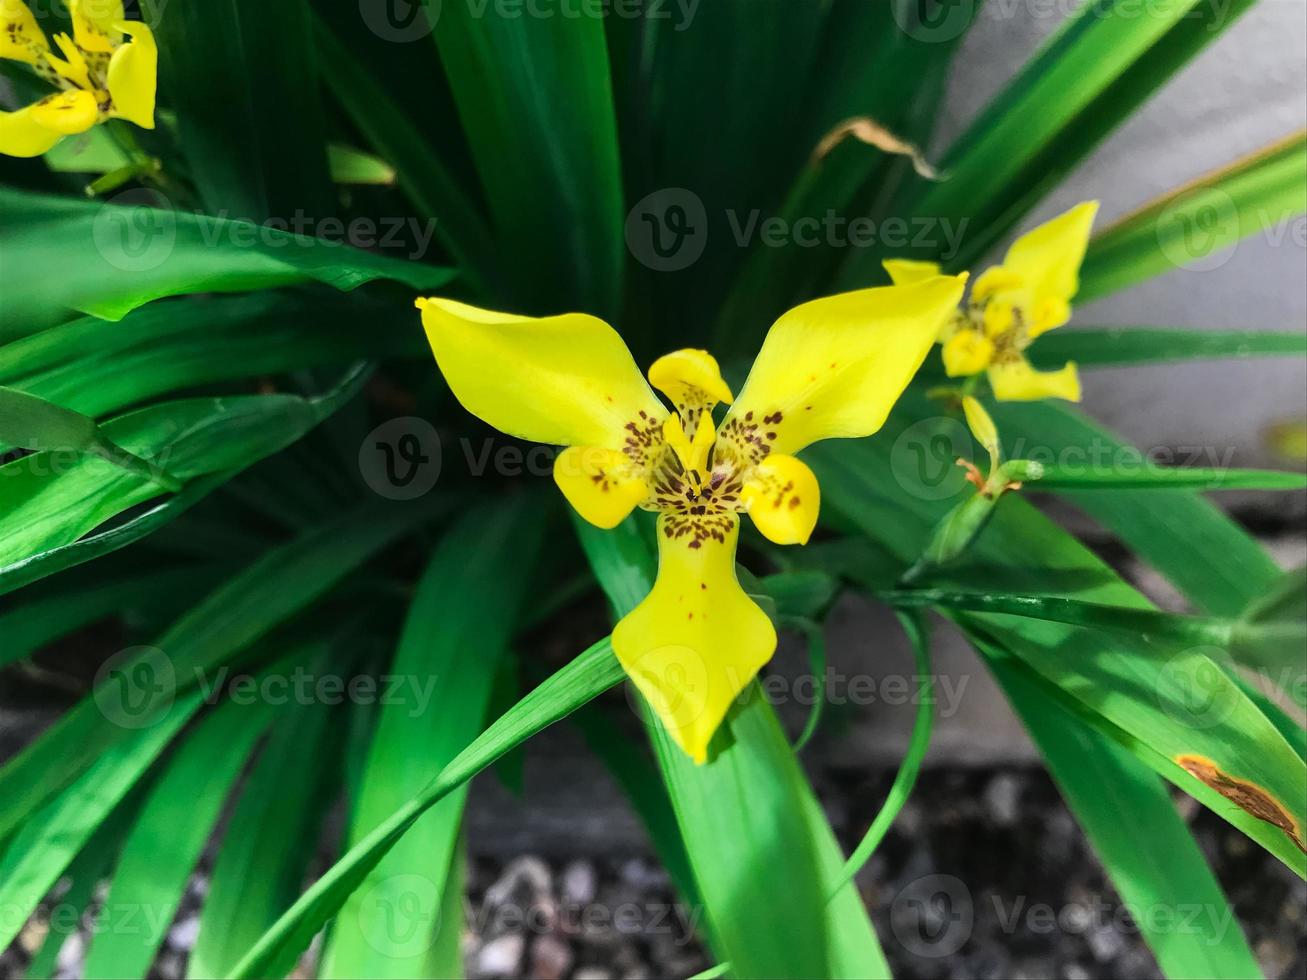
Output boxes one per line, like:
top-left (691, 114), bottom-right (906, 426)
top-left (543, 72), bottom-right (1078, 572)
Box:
top-left (80, 695), bottom-right (277, 979)
top-left (787, 617), bottom-right (830, 753)
top-left (0, 496), bottom-right (448, 841)
top-left (432, 0), bottom-right (623, 316)
top-left (143, 0), bottom-right (332, 220)
top-left (1026, 464), bottom-right (1307, 491)
top-left (1078, 131), bottom-right (1307, 301)
top-left (328, 144), bottom-right (396, 186)
top-left (826, 611), bottom-right (934, 897)
top-left (575, 517), bottom-right (890, 979)
top-left (0, 686), bottom-right (207, 952)
top-left (977, 637), bottom-right (1263, 979)
top-left (3, 294), bottom-right (421, 419)
top-left (227, 639), bottom-right (626, 980)
top-left (322, 497), bottom-right (546, 978)
top-left (425, 836), bottom-right (466, 979)
top-left (189, 658), bottom-right (345, 979)
top-left (1029, 326), bottom-right (1307, 369)
top-left (0, 370), bottom-right (368, 576)
top-left (0, 188), bottom-right (453, 335)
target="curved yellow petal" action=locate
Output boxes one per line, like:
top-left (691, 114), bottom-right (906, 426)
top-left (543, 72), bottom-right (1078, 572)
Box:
top-left (27, 88), bottom-right (98, 135)
top-left (961, 396), bottom-right (999, 456)
top-left (722, 275), bottom-right (967, 460)
top-left (0, 0), bottom-right (49, 63)
top-left (612, 515), bottom-right (776, 764)
top-left (988, 358), bottom-right (1081, 402)
top-left (1000, 201), bottom-right (1098, 329)
top-left (648, 349), bottom-right (733, 409)
top-left (0, 103), bottom-right (62, 157)
top-left (941, 328), bottom-right (994, 377)
top-left (882, 258), bottom-right (942, 287)
top-left (553, 446), bottom-right (649, 529)
top-left (741, 453), bottom-right (820, 546)
top-left (106, 21), bottom-right (157, 129)
top-left (969, 266), bottom-right (1024, 305)
top-left (419, 297), bottom-right (667, 452)
top-left (48, 33), bottom-right (92, 89)
top-left (70, 0), bottom-right (124, 53)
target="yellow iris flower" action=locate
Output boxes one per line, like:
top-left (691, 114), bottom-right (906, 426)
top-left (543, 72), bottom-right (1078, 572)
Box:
top-left (0, 0), bottom-right (156, 158)
top-left (419, 276), bottom-right (966, 762)
top-left (884, 201), bottom-right (1098, 402)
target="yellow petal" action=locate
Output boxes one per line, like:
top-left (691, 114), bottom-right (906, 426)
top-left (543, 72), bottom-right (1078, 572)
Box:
top-left (419, 297), bottom-right (667, 452)
top-left (0, 0), bottom-right (49, 63)
top-left (882, 258), bottom-right (942, 287)
top-left (981, 297), bottom-right (1015, 337)
top-left (0, 103), bottom-right (64, 157)
top-left (741, 453), bottom-right (820, 546)
top-left (969, 266), bottom-right (1024, 305)
top-left (1001, 201), bottom-right (1098, 332)
top-left (553, 446), bottom-right (649, 529)
top-left (27, 88), bottom-right (98, 135)
top-left (612, 515), bottom-right (776, 764)
top-left (70, 0), bottom-right (124, 53)
top-left (961, 396), bottom-right (999, 456)
top-left (648, 349), bottom-right (734, 411)
top-left (48, 33), bottom-right (92, 89)
top-left (106, 20), bottom-right (157, 129)
top-left (721, 275), bottom-right (967, 460)
top-left (941, 329), bottom-right (994, 377)
top-left (988, 358), bottom-right (1081, 402)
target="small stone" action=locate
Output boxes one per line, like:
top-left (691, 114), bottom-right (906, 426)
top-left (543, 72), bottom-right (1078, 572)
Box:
top-left (573, 969), bottom-right (613, 980)
top-left (529, 934), bottom-right (574, 980)
top-left (561, 859), bottom-right (598, 906)
top-left (167, 914), bottom-right (200, 950)
top-left (476, 933), bottom-right (526, 978)
top-left (984, 772), bottom-right (1021, 826)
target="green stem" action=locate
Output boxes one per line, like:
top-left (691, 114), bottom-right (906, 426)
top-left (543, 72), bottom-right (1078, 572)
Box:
top-left (89, 437), bottom-right (183, 493)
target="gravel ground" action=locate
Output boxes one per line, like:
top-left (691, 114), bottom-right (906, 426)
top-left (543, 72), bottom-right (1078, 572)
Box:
top-left (4, 765), bottom-right (1303, 980)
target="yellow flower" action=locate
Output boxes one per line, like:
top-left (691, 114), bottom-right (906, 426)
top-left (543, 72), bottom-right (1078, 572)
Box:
top-left (0, 0), bottom-right (156, 158)
top-left (418, 277), bottom-right (966, 762)
top-left (884, 201), bottom-right (1098, 402)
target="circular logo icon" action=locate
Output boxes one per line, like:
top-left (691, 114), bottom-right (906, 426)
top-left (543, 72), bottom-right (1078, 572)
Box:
top-left (889, 415), bottom-right (972, 501)
top-left (1156, 187), bottom-right (1239, 273)
top-left (890, 873), bottom-right (974, 958)
top-left (92, 189), bottom-right (177, 273)
top-left (891, 0), bottom-right (976, 43)
top-left (621, 643), bottom-right (713, 733)
top-left (359, 0), bottom-right (439, 42)
top-left (625, 188), bottom-right (708, 272)
top-left (356, 873), bottom-right (442, 957)
top-left (1157, 646), bottom-right (1240, 730)
top-left (359, 417), bottom-right (442, 500)
top-left (93, 646), bottom-right (176, 729)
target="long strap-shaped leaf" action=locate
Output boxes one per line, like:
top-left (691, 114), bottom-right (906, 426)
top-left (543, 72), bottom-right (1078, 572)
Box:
top-left (226, 639), bottom-right (626, 979)
top-left (575, 517), bottom-right (890, 980)
top-left (1029, 326), bottom-right (1307, 369)
top-left (322, 497), bottom-right (547, 978)
top-left (1079, 131), bottom-right (1307, 301)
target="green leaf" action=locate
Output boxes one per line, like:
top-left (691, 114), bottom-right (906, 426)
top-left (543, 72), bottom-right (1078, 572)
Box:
top-left (1079, 131), bottom-right (1307, 301)
top-left (0, 370), bottom-right (367, 579)
top-left (328, 144), bottom-right (397, 186)
top-left (576, 517), bottom-right (890, 979)
top-left (979, 639), bottom-right (1263, 979)
top-left (143, 0), bottom-right (333, 219)
top-left (228, 640), bottom-right (627, 980)
top-left (432, 0), bottom-right (624, 316)
top-left (1231, 567), bottom-right (1307, 702)
top-left (80, 695), bottom-right (277, 979)
top-left (0, 497), bottom-right (447, 842)
top-left (322, 497), bottom-right (547, 978)
top-left (1029, 326), bottom-right (1307, 369)
top-left (189, 658), bottom-right (345, 979)
top-left (1025, 463), bottom-right (1306, 492)
top-left (0, 187), bottom-right (453, 335)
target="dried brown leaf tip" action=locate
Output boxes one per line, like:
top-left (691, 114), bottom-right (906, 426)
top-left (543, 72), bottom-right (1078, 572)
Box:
top-left (811, 116), bottom-right (944, 180)
top-left (1176, 754), bottom-right (1305, 854)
